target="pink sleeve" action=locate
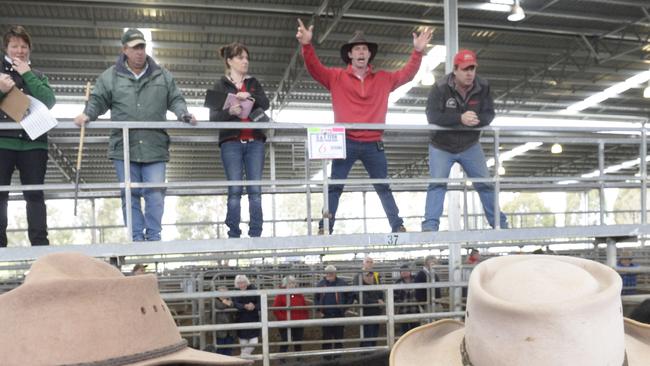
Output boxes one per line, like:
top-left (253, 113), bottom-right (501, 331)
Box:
top-left (302, 44), bottom-right (336, 90)
top-left (389, 50), bottom-right (423, 91)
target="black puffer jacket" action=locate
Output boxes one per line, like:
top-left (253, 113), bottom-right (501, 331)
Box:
top-left (425, 73), bottom-right (495, 154)
top-left (209, 75), bottom-right (269, 146)
top-left (232, 284), bottom-right (261, 339)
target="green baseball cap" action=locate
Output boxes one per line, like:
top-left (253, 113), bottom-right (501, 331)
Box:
top-left (121, 28), bottom-right (146, 47)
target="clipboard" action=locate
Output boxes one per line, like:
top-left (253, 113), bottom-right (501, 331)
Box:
top-left (0, 87), bottom-right (30, 122)
top-left (223, 93), bottom-right (254, 119)
top-left (204, 89), bottom-right (228, 110)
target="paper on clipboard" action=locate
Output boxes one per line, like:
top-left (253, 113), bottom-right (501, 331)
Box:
top-left (223, 93), bottom-right (254, 119)
top-left (20, 96), bottom-right (58, 140)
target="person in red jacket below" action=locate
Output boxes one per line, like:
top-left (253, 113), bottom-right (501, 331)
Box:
top-left (272, 275), bottom-right (309, 357)
top-left (296, 19), bottom-right (432, 235)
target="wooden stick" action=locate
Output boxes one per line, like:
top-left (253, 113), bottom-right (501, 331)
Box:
top-left (73, 82), bottom-right (91, 216)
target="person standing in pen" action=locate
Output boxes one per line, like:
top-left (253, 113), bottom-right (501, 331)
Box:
top-left (74, 28), bottom-right (195, 242)
top-left (209, 42), bottom-right (269, 239)
top-left (0, 25), bottom-right (55, 247)
top-left (296, 19), bottom-right (432, 235)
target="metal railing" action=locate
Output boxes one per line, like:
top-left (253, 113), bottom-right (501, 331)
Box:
top-left (1, 119), bottom-right (649, 244)
top-left (161, 281), bottom-right (465, 365)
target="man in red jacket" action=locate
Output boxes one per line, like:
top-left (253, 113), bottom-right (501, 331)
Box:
top-left (296, 19), bottom-right (432, 234)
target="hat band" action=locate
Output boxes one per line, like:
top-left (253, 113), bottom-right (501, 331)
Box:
top-left (62, 340), bottom-right (188, 366)
top-left (459, 337), bottom-right (629, 366)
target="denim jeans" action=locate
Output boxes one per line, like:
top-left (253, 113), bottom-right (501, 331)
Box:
top-left (216, 335), bottom-right (235, 356)
top-left (0, 148), bottom-right (49, 246)
top-left (220, 140), bottom-right (265, 238)
top-left (318, 139), bottom-right (403, 233)
top-left (422, 143), bottom-right (507, 231)
top-left (113, 160), bottom-right (166, 241)
top-left (360, 323), bottom-right (379, 347)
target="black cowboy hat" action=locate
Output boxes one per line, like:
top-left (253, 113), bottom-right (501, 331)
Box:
top-left (340, 30), bottom-right (378, 64)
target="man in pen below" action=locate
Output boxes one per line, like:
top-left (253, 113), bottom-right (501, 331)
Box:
top-left (74, 28), bottom-right (195, 242)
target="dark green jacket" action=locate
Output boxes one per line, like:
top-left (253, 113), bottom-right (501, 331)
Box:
top-left (84, 54), bottom-right (189, 162)
top-left (0, 57), bottom-right (56, 143)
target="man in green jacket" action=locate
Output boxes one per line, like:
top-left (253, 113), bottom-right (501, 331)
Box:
top-left (74, 28), bottom-right (195, 242)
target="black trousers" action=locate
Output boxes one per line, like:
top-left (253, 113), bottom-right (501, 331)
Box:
top-left (322, 325), bottom-right (344, 350)
top-left (278, 327), bottom-right (304, 353)
top-left (0, 148), bottom-right (49, 247)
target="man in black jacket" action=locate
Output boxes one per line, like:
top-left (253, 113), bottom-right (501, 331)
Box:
top-left (422, 49), bottom-right (507, 232)
top-left (315, 265), bottom-right (352, 357)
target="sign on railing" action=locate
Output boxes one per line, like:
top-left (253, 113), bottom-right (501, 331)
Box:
top-left (307, 127), bottom-right (346, 159)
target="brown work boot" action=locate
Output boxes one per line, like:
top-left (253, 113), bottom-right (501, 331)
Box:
top-left (318, 228), bottom-right (325, 235)
top-left (393, 225), bottom-right (407, 233)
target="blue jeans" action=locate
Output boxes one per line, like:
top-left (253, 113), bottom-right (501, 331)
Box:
top-left (360, 323), bottom-right (379, 347)
top-left (220, 140), bottom-right (265, 238)
top-left (319, 139), bottom-right (403, 233)
top-left (423, 143), bottom-right (507, 231)
top-left (113, 160), bottom-right (166, 241)
top-left (216, 335), bottom-right (235, 356)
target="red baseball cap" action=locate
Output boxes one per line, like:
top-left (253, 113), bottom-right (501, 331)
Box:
top-left (454, 49), bottom-right (478, 69)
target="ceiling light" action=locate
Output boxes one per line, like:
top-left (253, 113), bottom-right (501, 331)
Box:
top-left (565, 69), bottom-right (650, 112)
top-left (551, 143), bottom-right (562, 154)
top-left (644, 81), bottom-right (650, 99)
top-left (508, 0), bottom-right (525, 22)
top-left (491, 0), bottom-right (514, 5)
top-left (498, 166), bottom-right (506, 175)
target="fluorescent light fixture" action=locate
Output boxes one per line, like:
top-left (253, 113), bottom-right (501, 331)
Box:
top-left (551, 143), bottom-right (562, 154)
top-left (581, 156), bottom-right (650, 179)
top-left (486, 142), bottom-right (543, 168)
top-left (565, 69), bottom-right (650, 112)
top-left (508, 0), bottom-right (525, 22)
top-left (389, 45), bottom-right (446, 104)
top-left (644, 81), bottom-right (650, 98)
top-left (491, 0), bottom-right (514, 5)
top-left (478, 3), bottom-right (512, 12)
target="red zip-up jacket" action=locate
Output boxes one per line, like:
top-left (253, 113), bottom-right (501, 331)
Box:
top-left (272, 293), bottom-right (309, 321)
top-left (302, 43), bottom-right (423, 142)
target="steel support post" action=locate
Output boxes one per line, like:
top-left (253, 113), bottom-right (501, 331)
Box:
top-left (386, 288), bottom-right (395, 348)
top-left (122, 127), bottom-right (133, 243)
top-left (270, 141), bottom-right (277, 237)
top-left (599, 141), bottom-right (606, 225)
top-left (493, 130), bottom-right (501, 229)
top-left (260, 293), bottom-right (270, 366)
top-left (641, 125), bottom-right (647, 224)
top-left (606, 237), bottom-right (617, 268)
top-left (445, 0), bottom-right (463, 313)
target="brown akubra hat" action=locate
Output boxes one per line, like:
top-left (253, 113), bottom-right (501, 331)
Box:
top-left (340, 30), bottom-right (378, 64)
top-left (0, 252), bottom-right (251, 366)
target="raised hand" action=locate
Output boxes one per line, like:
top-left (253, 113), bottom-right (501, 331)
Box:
top-left (413, 27), bottom-right (433, 52)
top-left (11, 58), bottom-right (31, 75)
top-left (296, 18), bottom-right (313, 45)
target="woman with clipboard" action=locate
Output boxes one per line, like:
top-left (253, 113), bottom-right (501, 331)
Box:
top-left (0, 26), bottom-right (55, 247)
top-left (208, 42), bottom-right (269, 238)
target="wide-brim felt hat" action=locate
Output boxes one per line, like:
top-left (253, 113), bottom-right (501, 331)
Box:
top-left (340, 30), bottom-right (378, 64)
top-left (390, 255), bottom-right (650, 366)
top-left (0, 252), bottom-right (251, 366)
